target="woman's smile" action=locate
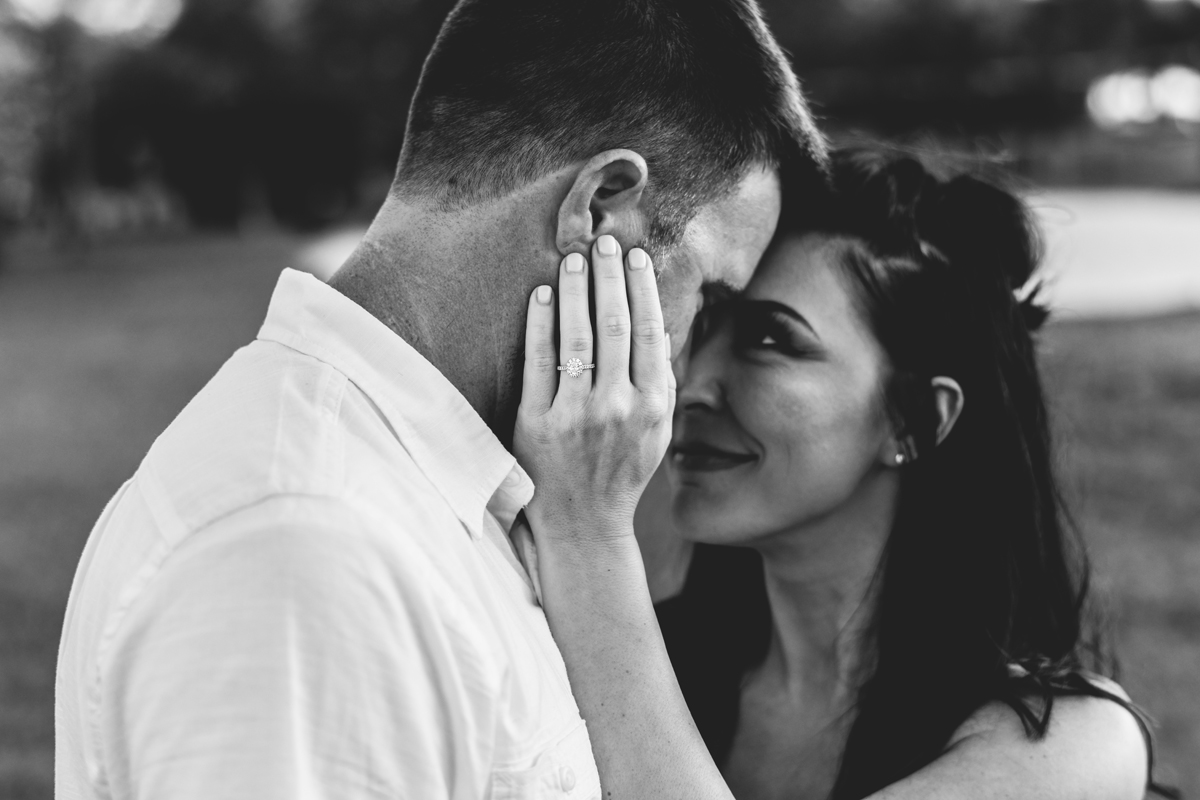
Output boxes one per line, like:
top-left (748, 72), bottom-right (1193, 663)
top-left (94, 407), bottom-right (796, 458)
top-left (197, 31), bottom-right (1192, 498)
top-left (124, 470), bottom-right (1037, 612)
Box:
top-left (669, 439), bottom-right (759, 473)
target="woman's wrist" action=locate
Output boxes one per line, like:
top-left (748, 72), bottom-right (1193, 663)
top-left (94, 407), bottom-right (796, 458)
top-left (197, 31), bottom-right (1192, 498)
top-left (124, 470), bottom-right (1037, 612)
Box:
top-left (536, 530), bottom-right (650, 620)
top-left (526, 496), bottom-right (638, 543)
top-left (527, 511), bottom-right (638, 559)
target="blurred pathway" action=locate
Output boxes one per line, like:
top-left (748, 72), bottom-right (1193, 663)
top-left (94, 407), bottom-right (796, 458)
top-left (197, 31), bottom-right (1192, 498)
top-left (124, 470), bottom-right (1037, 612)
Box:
top-left (1032, 190), bottom-right (1200, 319)
top-left (298, 190), bottom-right (1200, 319)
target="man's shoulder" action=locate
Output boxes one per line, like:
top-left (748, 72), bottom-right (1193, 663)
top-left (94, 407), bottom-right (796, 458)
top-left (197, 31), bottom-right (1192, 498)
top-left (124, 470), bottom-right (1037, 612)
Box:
top-left (164, 493), bottom-right (457, 598)
top-left (138, 340), bottom-right (329, 519)
top-left (140, 338), bottom-right (448, 539)
top-left (74, 335), bottom-right (494, 653)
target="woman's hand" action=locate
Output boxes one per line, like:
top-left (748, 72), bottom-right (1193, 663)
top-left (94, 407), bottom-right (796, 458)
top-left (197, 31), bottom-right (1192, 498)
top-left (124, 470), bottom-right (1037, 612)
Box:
top-left (512, 235), bottom-right (733, 800)
top-left (514, 234), bottom-right (674, 546)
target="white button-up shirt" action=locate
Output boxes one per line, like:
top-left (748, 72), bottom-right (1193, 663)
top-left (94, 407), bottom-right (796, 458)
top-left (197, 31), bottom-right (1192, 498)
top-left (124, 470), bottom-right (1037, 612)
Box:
top-left (55, 269), bottom-right (600, 800)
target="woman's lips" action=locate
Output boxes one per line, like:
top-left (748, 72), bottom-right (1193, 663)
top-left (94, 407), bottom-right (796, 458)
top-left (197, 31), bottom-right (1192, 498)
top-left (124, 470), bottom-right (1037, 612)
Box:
top-left (669, 442), bottom-right (758, 472)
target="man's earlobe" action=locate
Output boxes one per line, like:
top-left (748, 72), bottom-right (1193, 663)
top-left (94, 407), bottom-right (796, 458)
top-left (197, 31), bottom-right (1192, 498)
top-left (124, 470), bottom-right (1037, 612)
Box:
top-left (557, 149), bottom-right (648, 255)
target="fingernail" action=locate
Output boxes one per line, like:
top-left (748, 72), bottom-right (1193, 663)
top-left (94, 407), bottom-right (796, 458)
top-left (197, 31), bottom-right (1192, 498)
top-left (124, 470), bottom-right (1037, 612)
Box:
top-left (665, 333), bottom-right (672, 356)
top-left (628, 248), bottom-right (648, 271)
top-left (597, 235), bottom-right (618, 257)
top-left (564, 253), bottom-right (585, 273)
top-left (536, 285), bottom-right (552, 305)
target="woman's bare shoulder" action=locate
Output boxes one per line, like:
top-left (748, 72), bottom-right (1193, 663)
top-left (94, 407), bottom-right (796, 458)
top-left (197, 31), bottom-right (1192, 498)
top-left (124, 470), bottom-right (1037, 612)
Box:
top-left (870, 678), bottom-right (1148, 800)
top-left (943, 678), bottom-right (1147, 799)
top-left (948, 673), bottom-right (1136, 741)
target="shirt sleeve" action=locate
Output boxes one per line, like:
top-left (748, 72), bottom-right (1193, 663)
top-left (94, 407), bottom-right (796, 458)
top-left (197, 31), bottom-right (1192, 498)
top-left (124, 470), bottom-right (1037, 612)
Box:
top-left (95, 495), bottom-right (500, 800)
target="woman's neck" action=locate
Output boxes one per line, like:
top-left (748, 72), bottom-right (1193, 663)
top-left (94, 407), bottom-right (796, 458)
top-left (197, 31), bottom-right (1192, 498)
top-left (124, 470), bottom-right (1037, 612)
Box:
top-left (751, 470), bottom-right (899, 709)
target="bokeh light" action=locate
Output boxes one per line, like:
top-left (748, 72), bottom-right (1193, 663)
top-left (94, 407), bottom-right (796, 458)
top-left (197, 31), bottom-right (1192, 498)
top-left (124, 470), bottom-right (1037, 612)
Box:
top-left (1151, 65), bottom-right (1200, 124)
top-left (1087, 71), bottom-right (1157, 127)
top-left (1088, 65), bottom-right (1200, 127)
top-left (7, 0), bottom-right (60, 26)
top-left (7, 0), bottom-right (184, 40)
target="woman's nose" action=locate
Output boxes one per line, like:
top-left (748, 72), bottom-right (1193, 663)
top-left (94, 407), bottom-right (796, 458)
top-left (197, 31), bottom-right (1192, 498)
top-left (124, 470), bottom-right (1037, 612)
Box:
top-left (676, 323), bottom-right (730, 413)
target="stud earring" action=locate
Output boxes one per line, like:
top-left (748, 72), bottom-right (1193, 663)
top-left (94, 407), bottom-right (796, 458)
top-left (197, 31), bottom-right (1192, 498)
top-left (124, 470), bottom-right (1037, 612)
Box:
top-left (894, 452), bottom-right (906, 466)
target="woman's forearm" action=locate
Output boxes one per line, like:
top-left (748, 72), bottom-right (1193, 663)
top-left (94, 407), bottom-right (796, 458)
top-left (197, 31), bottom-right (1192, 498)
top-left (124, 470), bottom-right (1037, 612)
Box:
top-left (537, 531), bottom-right (735, 800)
top-left (513, 239), bottom-right (725, 797)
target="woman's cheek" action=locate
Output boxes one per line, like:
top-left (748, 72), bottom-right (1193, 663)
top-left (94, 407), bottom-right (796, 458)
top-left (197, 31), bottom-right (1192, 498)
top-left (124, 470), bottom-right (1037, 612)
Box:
top-left (762, 379), bottom-right (872, 521)
top-left (746, 380), bottom-right (828, 516)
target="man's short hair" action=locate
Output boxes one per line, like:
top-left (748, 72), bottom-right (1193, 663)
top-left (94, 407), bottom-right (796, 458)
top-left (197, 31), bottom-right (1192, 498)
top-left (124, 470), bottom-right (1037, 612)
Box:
top-left (393, 0), bottom-right (828, 251)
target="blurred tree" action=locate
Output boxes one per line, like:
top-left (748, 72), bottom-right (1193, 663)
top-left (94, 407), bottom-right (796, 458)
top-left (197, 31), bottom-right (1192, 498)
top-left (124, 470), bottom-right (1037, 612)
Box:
top-left (92, 0), bottom-right (381, 230)
top-left (76, 0), bottom-right (1200, 229)
top-left (301, 0), bottom-right (456, 171)
top-left (94, 44), bottom-right (248, 228)
top-left (761, 0), bottom-right (1200, 132)
top-left (0, 18), bottom-right (42, 264)
top-left (89, 1), bottom-right (267, 228)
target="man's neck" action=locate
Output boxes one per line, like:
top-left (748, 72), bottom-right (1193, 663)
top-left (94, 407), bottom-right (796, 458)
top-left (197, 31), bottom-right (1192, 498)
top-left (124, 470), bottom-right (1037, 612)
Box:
top-left (328, 200), bottom-right (532, 446)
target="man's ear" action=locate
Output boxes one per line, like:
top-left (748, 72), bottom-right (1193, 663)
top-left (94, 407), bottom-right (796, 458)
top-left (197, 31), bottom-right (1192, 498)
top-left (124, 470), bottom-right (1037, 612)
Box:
top-left (557, 149), bottom-right (648, 255)
top-left (931, 376), bottom-right (964, 446)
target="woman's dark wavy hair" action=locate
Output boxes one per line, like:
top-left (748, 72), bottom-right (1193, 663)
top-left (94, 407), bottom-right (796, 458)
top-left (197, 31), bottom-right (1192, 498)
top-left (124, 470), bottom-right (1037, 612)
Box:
top-left (663, 147), bottom-right (1174, 799)
top-left (800, 148), bottom-right (1174, 798)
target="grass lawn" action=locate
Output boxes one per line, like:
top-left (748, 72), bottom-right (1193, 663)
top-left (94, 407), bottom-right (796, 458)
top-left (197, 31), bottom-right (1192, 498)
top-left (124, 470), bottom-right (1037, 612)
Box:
top-left (0, 230), bottom-right (1196, 798)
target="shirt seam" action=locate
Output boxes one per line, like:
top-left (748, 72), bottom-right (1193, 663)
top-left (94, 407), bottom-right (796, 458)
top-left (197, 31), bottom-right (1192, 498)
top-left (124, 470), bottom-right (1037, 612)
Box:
top-left (319, 363), bottom-right (348, 491)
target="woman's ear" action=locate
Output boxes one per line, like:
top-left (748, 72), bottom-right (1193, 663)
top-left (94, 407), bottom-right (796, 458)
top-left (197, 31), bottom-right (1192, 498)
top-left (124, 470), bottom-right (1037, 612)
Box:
top-left (882, 377), bottom-right (964, 468)
top-left (557, 149), bottom-right (648, 255)
top-left (930, 376), bottom-right (964, 446)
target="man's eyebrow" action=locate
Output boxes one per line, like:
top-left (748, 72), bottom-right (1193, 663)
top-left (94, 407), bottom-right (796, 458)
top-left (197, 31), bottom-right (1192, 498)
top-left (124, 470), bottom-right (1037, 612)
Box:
top-left (740, 298), bottom-right (820, 339)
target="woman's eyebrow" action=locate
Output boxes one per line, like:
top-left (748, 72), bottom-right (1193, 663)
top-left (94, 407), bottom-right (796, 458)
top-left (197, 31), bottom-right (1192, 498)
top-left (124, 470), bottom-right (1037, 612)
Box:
top-left (739, 299), bottom-right (820, 339)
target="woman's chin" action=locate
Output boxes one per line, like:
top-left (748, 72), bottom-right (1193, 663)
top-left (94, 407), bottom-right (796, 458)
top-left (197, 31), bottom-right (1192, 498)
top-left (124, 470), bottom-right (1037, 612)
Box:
top-left (669, 488), bottom-right (757, 546)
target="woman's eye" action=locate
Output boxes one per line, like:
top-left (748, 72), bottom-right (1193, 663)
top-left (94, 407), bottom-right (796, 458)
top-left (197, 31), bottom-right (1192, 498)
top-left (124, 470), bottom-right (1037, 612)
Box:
top-left (735, 322), bottom-right (787, 352)
top-left (728, 303), bottom-right (819, 360)
top-left (735, 317), bottom-right (815, 358)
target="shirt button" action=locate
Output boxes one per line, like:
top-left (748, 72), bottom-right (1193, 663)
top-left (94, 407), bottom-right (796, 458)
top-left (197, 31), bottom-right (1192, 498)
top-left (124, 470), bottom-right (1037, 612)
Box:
top-left (559, 765), bottom-right (576, 793)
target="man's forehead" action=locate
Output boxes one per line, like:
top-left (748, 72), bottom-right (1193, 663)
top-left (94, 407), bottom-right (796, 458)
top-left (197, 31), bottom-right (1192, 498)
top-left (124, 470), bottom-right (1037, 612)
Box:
top-left (718, 165), bottom-right (783, 223)
top-left (683, 166), bottom-right (782, 291)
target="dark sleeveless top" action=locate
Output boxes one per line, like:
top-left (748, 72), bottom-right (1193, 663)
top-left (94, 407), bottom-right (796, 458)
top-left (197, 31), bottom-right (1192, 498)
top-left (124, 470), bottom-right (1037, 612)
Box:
top-left (653, 543), bottom-right (772, 764)
top-left (655, 546), bottom-right (1170, 799)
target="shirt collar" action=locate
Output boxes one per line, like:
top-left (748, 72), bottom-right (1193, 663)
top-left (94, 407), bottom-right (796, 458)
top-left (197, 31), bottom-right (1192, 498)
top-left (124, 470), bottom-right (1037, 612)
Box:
top-left (257, 268), bottom-right (534, 539)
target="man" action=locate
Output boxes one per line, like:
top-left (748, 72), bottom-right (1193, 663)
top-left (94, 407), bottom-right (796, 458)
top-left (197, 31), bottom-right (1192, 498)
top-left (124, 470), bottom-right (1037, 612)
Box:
top-left (55, 0), bottom-right (827, 797)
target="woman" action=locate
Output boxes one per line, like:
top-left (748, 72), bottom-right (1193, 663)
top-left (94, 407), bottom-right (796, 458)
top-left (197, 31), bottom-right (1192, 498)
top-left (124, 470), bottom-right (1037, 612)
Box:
top-left (514, 149), bottom-right (1163, 799)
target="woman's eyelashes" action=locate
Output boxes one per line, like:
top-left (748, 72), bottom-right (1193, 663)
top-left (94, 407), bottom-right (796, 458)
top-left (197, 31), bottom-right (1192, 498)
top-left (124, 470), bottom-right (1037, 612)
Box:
top-left (732, 303), bottom-right (820, 358)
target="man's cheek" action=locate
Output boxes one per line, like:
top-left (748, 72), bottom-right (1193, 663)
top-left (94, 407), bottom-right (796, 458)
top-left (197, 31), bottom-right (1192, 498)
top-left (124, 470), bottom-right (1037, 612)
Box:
top-left (669, 324), bottom-right (694, 376)
top-left (662, 297), bottom-right (693, 355)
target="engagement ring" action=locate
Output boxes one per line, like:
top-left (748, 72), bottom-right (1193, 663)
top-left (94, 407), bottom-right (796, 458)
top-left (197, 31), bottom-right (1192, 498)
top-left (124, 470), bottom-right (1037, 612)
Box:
top-left (557, 358), bottom-right (595, 378)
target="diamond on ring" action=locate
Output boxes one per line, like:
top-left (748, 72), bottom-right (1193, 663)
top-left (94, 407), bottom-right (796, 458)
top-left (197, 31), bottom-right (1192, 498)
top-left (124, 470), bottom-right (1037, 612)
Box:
top-left (557, 357), bottom-right (595, 378)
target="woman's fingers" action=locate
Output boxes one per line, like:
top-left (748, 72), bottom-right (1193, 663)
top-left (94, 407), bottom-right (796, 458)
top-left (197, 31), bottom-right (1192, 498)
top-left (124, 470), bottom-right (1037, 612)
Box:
top-left (625, 247), bottom-right (668, 396)
top-left (591, 235), bottom-right (632, 389)
top-left (521, 284), bottom-right (557, 417)
top-left (539, 242), bottom-right (665, 413)
top-left (557, 252), bottom-right (594, 403)
top-left (513, 241), bottom-right (675, 547)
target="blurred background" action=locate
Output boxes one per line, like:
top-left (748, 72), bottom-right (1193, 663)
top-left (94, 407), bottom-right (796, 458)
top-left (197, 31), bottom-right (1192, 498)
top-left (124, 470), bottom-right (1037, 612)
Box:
top-left (0, 0), bottom-right (1197, 796)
